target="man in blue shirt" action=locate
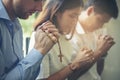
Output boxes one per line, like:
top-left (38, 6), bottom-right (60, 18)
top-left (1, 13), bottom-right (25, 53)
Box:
top-left (0, 0), bottom-right (59, 80)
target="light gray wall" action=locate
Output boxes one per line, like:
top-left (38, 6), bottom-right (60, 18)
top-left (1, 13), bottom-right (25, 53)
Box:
top-left (102, 0), bottom-right (120, 80)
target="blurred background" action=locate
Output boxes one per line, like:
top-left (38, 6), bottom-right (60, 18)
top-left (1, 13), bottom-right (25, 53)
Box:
top-left (101, 0), bottom-right (120, 80)
top-left (19, 0), bottom-right (120, 80)
top-left (19, 13), bottom-right (36, 55)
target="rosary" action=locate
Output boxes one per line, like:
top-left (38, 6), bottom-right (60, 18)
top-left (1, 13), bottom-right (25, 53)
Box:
top-left (58, 40), bottom-right (64, 62)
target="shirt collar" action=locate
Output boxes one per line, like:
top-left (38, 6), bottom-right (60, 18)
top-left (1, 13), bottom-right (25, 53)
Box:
top-left (76, 22), bottom-right (85, 34)
top-left (0, 0), bottom-right (11, 20)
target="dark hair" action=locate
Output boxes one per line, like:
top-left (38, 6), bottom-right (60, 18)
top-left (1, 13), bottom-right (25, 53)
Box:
top-left (58, 0), bottom-right (83, 12)
top-left (34, 0), bottom-right (83, 30)
top-left (84, 0), bottom-right (118, 19)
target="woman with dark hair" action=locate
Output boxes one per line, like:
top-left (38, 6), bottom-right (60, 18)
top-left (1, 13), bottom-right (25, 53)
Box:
top-left (29, 0), bottom-right (116, 80)
top-left (29, 0), bottom-right (95, 80)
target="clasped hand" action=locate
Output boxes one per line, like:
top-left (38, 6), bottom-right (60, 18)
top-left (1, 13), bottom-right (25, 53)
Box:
top-left (34, 21), bottom-right (60, 55)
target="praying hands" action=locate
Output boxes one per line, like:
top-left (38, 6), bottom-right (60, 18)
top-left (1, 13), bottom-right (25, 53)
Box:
top-left (34, 21), bottom-right (60, 55)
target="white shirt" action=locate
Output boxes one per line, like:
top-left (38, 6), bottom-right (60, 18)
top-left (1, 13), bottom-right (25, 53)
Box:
top-left (70, 22), bottom-right (107, 80)
top-left (28, 22), bottom-right (107, 80)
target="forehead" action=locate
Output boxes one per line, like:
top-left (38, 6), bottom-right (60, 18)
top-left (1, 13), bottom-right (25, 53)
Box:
top-left (64, 7), bottom-right (81, 15)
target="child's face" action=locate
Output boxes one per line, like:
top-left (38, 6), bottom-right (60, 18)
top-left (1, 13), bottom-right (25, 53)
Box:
top-left (87, 12), bottom-right (111, 32)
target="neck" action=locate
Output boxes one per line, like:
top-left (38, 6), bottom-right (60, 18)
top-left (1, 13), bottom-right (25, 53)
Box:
top-left (79, 11), bottom-right (90, 33)
top-left (2, 0), bottom-right (16, 20)
top-left (79, 19), bottom-right (90, 34)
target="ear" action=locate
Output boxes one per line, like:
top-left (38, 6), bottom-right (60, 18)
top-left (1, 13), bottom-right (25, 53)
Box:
top-left (86, 6), bottom-right (94, 16)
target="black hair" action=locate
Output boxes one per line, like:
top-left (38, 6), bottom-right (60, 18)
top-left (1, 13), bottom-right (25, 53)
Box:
top-left (58, 0), bottom-right (84, 12)
top-left (84, 0), bottom-right (118, 19)
top-left (34, 0), bottom-right (83, 29)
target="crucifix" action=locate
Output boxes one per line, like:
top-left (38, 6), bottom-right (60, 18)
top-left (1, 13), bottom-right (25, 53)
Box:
top-left (58, 53), bottom-right (63, 62)
top-left (58, 40), bottom-right (64, 62)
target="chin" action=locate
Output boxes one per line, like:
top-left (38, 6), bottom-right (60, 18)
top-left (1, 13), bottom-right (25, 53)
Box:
top-left (18, 16), bottom-right (27, 19)
top-left (19, 14), bottom-right (30, 19)
top-left (23, 15), bottom-right (30, 19)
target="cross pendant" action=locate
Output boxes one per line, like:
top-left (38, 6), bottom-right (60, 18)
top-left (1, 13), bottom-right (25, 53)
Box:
top-left (58, 53), bottom-right (63, 62)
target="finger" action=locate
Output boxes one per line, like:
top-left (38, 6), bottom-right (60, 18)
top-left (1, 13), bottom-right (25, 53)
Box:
top-left (89, 51), bottom-right (94, 57)
top-left (81, 47), bottom-right (89, 51)
top-left (48, 33), bottom-right (58, 43)
top-left (44, 29), bottom-right (60, 38)
top-left (103, 35), bottom-right (108, 39)
top-left (42, 25), bottom-right (56, 30)
top-left (89, 56), bottom-right (94, 63)
top-left (101, 35), bottom-right (106, 40)
top-left (80, 48), bottom-right (84, 51)
top-left (44, 30), bottom-right (58, 44)
top-left (51, 36), bottom-right (58, 43)
top-left (52, 32), bottom-right (60, 39)
top-left (40, 21), bottom-right (54, 30)
top-left (91, 57), bottom-right (95, 61)
top-left (85, 51), bottom-right (94, 58)
top-left (47, 28), bottom-right (59, 33)
top-left (42, 20), bottom-right (52, 26)
top-left (84, 49), bottom-right (93, 54)
top-left (44, 29), bottom-right (49, 33)
top-left (37, 21), bottom-right (51, 30)
top-left (98, 34), bottom-right (102, 39)
top-left (42, 25), bottom-right (59, 34)
top-left (36, 23), bottom-right (46, 31)
top-left (104, 35), bottom-right (113, 40)
top-left (86, 58), bottom-right (93, 63)
top-left (42, 21), bottom-right (55, 28)
top-left (89, 57), bottom-right (94, 63)
top-left (108, 40), bottom-right (115, 45)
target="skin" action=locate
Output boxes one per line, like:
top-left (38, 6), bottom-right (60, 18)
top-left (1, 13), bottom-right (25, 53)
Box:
top-left (43, 6), bottom-right (115, 80)
top-left (79, 6), bottom-right (111, 33)
top-left (1, 0), bottom-right (59, 79)
top-left (45, 2), bottom-right (116, 80)
top-left (38, 6), bottom-right (95, 80)
top-left (2, 0), bottom-right (60, 54)
top-left (67, 6), bottom-right (115, 80)
top-left (26, 2), bottom-right (115, 80)
top-left (56, 7), bottom-right (81, 34)
top-left (2, 0), bottom-right (43, 19)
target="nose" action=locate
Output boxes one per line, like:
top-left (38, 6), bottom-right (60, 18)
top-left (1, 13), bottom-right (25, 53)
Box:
top-left (35, 2), bottom-right (42, 11)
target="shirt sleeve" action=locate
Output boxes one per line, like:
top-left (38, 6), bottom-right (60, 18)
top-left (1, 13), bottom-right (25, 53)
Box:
top-left (5, 48), bottom-right (44, 80)
top-left (36, 54), bottom-right (50, 79)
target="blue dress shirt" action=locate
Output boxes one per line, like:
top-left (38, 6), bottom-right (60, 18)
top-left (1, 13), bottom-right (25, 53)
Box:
top-left (0, 0), bottom-right (43, 80)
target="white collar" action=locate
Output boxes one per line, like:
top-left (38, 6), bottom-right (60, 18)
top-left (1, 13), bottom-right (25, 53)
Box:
top-left (76, 22), bottom-right (85, 34)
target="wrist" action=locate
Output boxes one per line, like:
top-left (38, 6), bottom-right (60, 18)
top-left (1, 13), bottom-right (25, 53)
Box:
top-left (34, 46), bottom-right (45, 55)
top-left (68, 63), bottom-right (79, 72)
top-left (94, 50), bottom-right (102, 58)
